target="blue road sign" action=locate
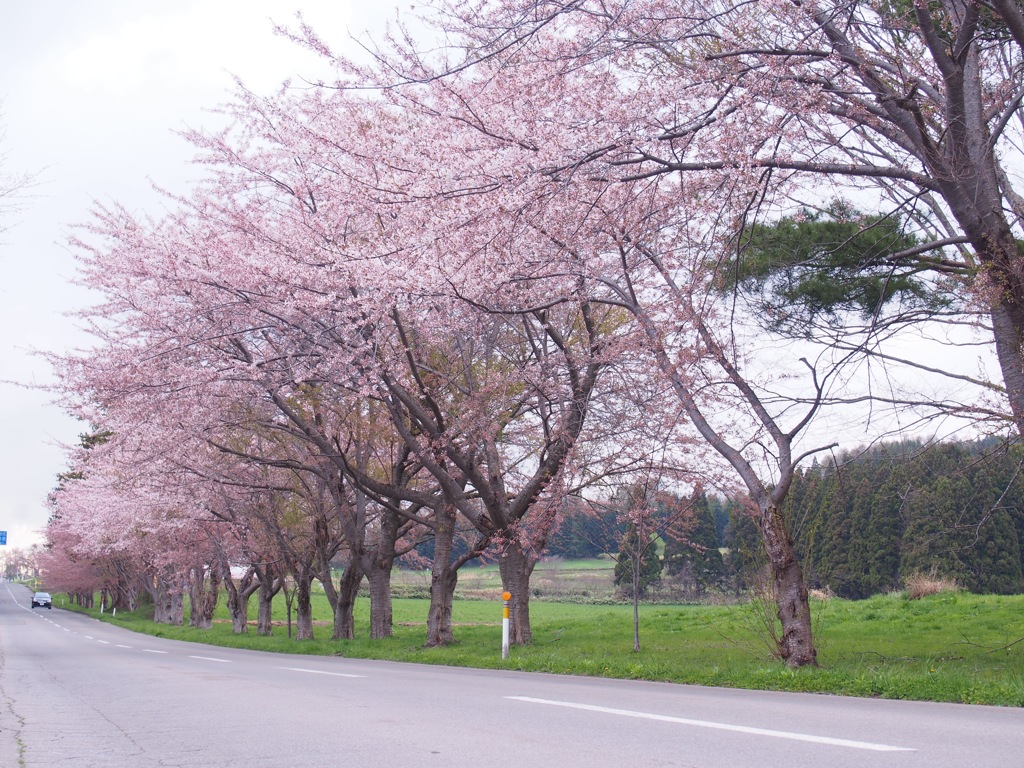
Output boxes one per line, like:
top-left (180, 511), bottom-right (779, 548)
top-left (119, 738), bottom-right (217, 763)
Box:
top-left (0, 531), bottom-right (6, 545)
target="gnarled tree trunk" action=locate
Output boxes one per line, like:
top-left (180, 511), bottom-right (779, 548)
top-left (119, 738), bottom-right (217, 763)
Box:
top-left (188, 565), bottom-right (219, 629)
top-left (294, 566), bottom-right (315, 640)
top-left (426, 505), bottom-right (458, 647)
top-left (255, 569), bottom-right (281, 636)
top-left (366, 565), bottom-right (394, 640)
top-left (498, 540), bottom-right (538, 645)
top-left (322, 560), bottom-right (363, 640)
top-left (223, 566), bottom-right (259, 634)
top-left (364, 507), bottom-right (401, 639)
top-left (759, 502), bottom-right (816, 667)
top-left (152, 575), bottom-right (184, 626)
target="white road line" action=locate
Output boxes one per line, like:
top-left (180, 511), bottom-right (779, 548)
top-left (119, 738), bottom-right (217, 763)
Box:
top-left (506, 697), bottom-right (915, 753)
top-left (189, 656), bottom-right (230, 663)
top-left (142, 649), bottom-right (168, 654)
top-left (96, 640), bottom-right (110, 645)
top-left (84, 636), bottom-right (93, 640)
top-left (277, 667), bottom-right (365, 678)
top-left (116, 645), bottom-right (132, 649)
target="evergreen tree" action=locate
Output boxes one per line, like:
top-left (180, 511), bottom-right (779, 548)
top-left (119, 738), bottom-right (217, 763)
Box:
top-left (785, 438), bottom-right (1024, 597)
top-left (706, 495), bottom-right (730, 548)
top-left (862, 475), bottom-right (905, 595)
top-left (842, 478), bottom-right (878, 599)
top-left (663, 492), bottom-right (725, 598)
top-left (545, 501), bottom-right (623, 559)
top-left (900, 476), bottom-right (967, 585)
top-left (614, 522), bottom-right (662, 597)
top-left (814, 481), bottom-right (854, 595)
top-left (969, 509), bottom-right (1023, 594)
top-left (722, 503), bottom-right (765, 594)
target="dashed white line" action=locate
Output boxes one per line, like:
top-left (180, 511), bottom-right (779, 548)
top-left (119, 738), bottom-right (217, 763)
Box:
top-left (189, 655), bottom-right (230, 663)
top-left (116, 645), bottom-right (132, 649)
top-left (506, 697), bottom-right (915, 753)
top-left (96, 640), bottom-right (110, 645)
top-left (142, 649), bottom-right (168, 654)
top-left (277, 667), bottom-right (365, 678)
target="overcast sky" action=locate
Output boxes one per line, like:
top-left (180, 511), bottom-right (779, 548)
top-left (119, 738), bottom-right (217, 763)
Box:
top-left (0, 1), bottom-right (399, 549)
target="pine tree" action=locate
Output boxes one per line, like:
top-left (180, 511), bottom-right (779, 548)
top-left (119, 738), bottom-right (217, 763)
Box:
top-left (722, 503), bottom-right (764, 594)
top-left (614, 523), bottom-right (662, 597)
top-left (663, 492), bottom-right (725, 599)
top-left (862, 474), bottom-right (905, 594)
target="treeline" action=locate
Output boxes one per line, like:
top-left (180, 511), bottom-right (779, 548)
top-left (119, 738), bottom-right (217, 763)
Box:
top-left (542, 439), bottom-right (1024, 601)
top-left (776, 439), bottom-right (1024, 598)
top-left (543, 491), bottom-right (732, 600)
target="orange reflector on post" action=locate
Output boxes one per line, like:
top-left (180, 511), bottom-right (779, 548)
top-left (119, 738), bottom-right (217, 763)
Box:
top-left (501, 592), bottom-right (511, 659)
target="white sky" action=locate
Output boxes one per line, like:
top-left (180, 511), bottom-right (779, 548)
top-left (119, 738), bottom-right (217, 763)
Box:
top-left (0, 1), bottom-right (399, 549)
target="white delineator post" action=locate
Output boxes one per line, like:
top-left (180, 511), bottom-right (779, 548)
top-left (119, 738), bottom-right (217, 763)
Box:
top-left (501, 591), bottom-right (511, 659)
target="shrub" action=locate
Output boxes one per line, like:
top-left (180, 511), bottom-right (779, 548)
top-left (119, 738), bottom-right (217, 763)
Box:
top-left (904, 569), bottom-right (960, 599)
top-left (808, 586), bottom-right (835, 601)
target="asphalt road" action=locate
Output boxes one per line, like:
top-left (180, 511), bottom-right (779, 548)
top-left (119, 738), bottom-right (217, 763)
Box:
top-left (1, 583), bottom-right (1021, 767)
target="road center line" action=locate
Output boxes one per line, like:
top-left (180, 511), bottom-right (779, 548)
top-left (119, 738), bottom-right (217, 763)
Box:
top-left (142, 649), bottom-right (168, 654)
top-left (189, 656), bottom-right (230, 663)
top-left (278, 667), bottom-right (365, 678)
top-left (505, 696), bottom-right (915, 753)
top-left (96, 640), bottom-right (110, 644)
top-left (116, 645), bottom-right (132, 649)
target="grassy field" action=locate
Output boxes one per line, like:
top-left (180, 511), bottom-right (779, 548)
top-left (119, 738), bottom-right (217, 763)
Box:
top-left (392, 557), bottom-right (622, 601)
top-left (59, 565), bottom-right (1024, 707)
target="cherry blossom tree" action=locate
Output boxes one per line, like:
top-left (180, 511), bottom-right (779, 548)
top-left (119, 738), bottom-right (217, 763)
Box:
top-left (54, 0), bottom-right (1022, 669)
top-left (265, 0), bottom-right (1024, 666)
top-left (415, 0), bottom-right (1024, 428)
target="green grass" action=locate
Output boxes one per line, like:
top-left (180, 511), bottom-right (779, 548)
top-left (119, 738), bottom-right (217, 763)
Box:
top-left (60, 586), bottom-right (1024, 706)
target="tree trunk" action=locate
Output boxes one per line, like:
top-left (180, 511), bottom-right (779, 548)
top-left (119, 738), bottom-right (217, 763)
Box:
top-left (295, 568), bottom-right (315, 641)
top-left (759, 502), bottom-right (816, 668)
top-left (364, 507), bottom-right (400, 639)
top-left (151, 574), bottom-right (184, 625)
top-left (223, 576), bottom-right (246, 634)
top-left (426, 505), bottom-right (458, 647)
top-left (991, 302), bottom-right (1024, 435)
top-left (366, 564), bottom-right (394, 640)
top-left (169, 591), bottom-right (184, 625)
top-left (154, 585), bottom-right (184, 625)
top-left (632, 560), bottom-right (641, 653)
top-left (188, 565), bottom-right (218, 629)
top-left (332, 563), bottom-right (363, 640)
top-left (111, 582), bottom-right (137, 612)
top-left (498, 541), bottom-right (536, 645)
top-left (110, 563), bottom-right (139, 611)
top-left (256, 575), bottom-right (280, 636)
top-left (223, 567), bottom-right (259, 634)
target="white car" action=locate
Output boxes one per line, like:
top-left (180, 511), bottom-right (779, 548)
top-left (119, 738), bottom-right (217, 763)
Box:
top-left (31, 591), bottom-right (52, 609)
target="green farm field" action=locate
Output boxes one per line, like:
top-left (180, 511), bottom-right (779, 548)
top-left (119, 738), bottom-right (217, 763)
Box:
top-left (60, 562), bottom-right (1024, 707)
top-left (390, 557), bottom-right (621, 601)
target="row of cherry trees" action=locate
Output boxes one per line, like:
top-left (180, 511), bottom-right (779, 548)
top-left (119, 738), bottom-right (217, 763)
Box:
top-left (45, 0), bottom-right (1024, 667)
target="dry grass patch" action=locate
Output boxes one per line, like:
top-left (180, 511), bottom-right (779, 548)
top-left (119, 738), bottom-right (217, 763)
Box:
top-left (904, 569), bottom-right (960, 599)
